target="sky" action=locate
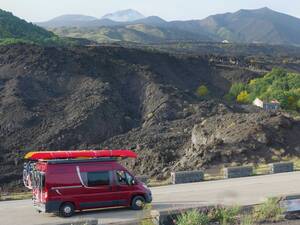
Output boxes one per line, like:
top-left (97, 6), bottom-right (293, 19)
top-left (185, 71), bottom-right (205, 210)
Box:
top-left (0, 0), bottom-right (300, 22)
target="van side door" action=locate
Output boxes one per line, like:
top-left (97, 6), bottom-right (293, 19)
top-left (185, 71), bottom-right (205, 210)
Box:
top-left (76, 165), bottom-right (117, 209)
top-left (113, 170), bottom-right (136, 206)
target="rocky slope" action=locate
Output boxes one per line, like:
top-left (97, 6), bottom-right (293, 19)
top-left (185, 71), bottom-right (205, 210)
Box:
top-left (0, 44), bottom-right (299, 191)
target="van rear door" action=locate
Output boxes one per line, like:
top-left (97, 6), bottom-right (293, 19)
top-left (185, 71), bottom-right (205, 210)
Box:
top-left (33, 172), bottom-right (46, 205)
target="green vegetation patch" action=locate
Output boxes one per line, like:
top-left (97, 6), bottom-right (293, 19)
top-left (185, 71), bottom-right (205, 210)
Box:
top-left (175, 198), bottom-right (285, 225)
top-left (177, 209), bottom-right (210, 225)
top-left (0, 9), bottom-right (80, 46)
top-left (253, 197), bottom-right (284, 223)
top-left (226, 68), bottom-right (300, 110)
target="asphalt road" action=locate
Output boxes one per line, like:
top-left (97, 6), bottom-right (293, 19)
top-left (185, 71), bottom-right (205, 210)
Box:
top-left (1, 171), bottom-right (300, 225)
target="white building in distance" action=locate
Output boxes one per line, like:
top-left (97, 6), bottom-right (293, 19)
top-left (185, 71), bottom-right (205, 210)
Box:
top-left (253, 98), bottom-right (280, 110)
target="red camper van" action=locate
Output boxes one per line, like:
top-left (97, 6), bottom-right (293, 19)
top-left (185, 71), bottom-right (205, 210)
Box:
top-left (23, 150), bottom-right (152, 217)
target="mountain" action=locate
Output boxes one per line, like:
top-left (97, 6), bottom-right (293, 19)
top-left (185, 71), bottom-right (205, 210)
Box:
top-left (41, 8), bottom-right (300, 45)
top-left (131, 16), bottom-right (168, 26)
top-left (36, 14), bottom-right (98, 28)
top-left (199, 7), bottom-right (300, 45)
top-left (0, 9), bottom-right (56, 43)
top-left (102, 9), bottom-right (145, 22)
top-left (50, 24), bottom-right (210, 43)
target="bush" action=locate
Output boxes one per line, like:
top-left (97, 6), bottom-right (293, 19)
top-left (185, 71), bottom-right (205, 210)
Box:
top-left (177, 209), bottom-right (209, 225)
top-left (209, 206), bottom-right (240, 225)
top-left (237, 91), bottom-right (250, 103)
top-left (196, 85), bottom-right (209, 97)
top-left (253, 197), bottom-right (284, 222)
top-left (229, 82), bottom-right (247, 98)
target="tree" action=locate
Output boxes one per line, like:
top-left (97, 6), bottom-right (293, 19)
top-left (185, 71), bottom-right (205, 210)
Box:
top-left (228, 68), bottom-right (300, 110)
top-left (287, 95), bottom-right (297, 110)
top-left (229, 83), bottom-right (247, 98)
top-left (237, 91), bottom-right (250, 103)
top-left (297, 99), bottom-right (300, 110)
top-left (196, 85), bottom-right (209, 97)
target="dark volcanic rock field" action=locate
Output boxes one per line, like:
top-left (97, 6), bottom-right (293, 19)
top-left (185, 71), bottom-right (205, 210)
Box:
top-left (0, 44), bottom-right (299, 191)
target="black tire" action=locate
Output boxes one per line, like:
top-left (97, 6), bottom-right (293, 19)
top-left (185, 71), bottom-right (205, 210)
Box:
top-left (131, 196), bottom-right (146, 210)
top-left (59, 202), bottom-right (75, 217)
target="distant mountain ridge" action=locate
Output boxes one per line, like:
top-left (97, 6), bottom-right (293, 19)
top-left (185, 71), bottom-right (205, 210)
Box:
top-left (37, 9), bottom-right (146, 28)
top-left (2, 7), bottom-right (299, 45)
top-left (198, 7), bottom-right (300, 45)
top-left (38, 7), bottom-right (300, 45)
top-left (102, 9), bottom-right (145, 22)
top-left (38, 14), bottom-right (98, 27)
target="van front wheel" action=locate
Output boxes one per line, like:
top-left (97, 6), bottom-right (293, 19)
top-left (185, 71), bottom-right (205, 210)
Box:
top-left (59, 202), bottom-right (75, 217)
top-left (131, 196), bottom-right (145, 210)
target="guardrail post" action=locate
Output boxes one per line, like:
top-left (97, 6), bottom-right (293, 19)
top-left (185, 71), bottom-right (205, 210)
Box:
top-left (269, 162), bottom-right (294, 174)
top-left (223, 166), bottom-right (253, 179)
top-left (171, 171), bottom-right (204, 184)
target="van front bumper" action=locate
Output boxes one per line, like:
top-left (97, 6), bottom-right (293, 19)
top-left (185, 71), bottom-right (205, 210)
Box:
top-left (145, 191), bottom-right (152, 203)
top-left (34, 201), bottom-right (62, 213)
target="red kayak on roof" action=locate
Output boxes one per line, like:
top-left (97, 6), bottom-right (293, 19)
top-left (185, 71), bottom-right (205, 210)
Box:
top-left (24, 150), bottom-right (137, 160)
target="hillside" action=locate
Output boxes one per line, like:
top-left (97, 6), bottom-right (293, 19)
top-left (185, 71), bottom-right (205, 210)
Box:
top-left (41, 8), bottom-right (300, 45)
top-left (199, 7), bottom-right (300, 45)
top-left (50, 25), bottom-right (209, 43)
top-left (0, 9), bottom-right (58, 44)
top-left (1, 43), bottom-right (300, 191)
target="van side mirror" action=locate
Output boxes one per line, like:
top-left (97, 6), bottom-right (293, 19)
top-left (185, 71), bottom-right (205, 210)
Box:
top-left (131, 179), bottom-right (136, 185)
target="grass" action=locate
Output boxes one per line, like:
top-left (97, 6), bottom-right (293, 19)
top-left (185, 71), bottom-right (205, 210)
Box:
top-left (0, 192), bottom-right (32, 201)
top-left (252, 197), bottom-right (284, 223)
top-left (174, 198), bottom-right (285, 225)
top-left (240, 214), bottom-right (255, 225)
top-left (176, 209), bottom-right (210, 225)
top-left (140, 219), bottom-right (156, 225)
top-left (209, 206), bottom-right (241, 225)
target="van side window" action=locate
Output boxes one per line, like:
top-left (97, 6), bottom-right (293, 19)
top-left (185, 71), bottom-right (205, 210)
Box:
top-left (87, 171), bottom-right (110, 187)
top-left (116, 170), bottom-right (127, 185)
top-left (116, 170), bottom-right (134, 185)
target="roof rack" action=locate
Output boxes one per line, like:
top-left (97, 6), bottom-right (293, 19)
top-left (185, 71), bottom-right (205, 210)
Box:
top-left (44, 157), bottom-right (118, 164)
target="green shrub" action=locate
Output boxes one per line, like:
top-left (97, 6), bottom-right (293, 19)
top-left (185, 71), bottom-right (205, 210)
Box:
top-left (196, 85), bottom-right (209, 97)
top-left (253, 197), bottom-right (284, 222)
top-left (229, 82), bottom-right (247, 98)
top-left (237, 91), bottom-right (250, 103)
top-left (240, 214), bottom-right (255, 225)
top-left (177, 209), bottom-right (209, 225)
top-left (209, 206), bottom-right (240, 225)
